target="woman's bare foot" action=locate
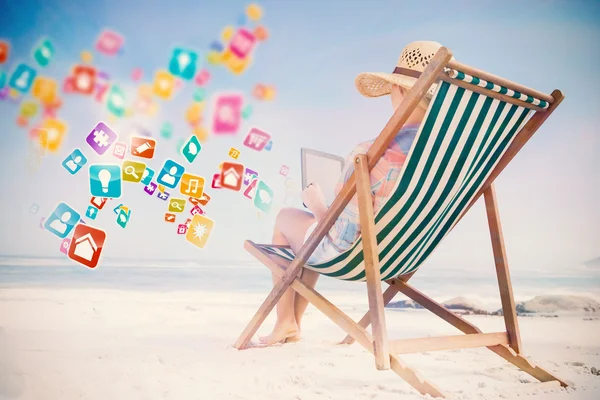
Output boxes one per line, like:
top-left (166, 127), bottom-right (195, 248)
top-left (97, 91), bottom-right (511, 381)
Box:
top-left (259, 321), bottom-right (299, 346)
top-left (284, 333), bottom-right (302, 343)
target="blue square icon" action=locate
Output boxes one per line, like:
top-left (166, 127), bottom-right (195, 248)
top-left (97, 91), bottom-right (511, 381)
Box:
top-left (168, 48), bottom-right (198, 80)
top-left (89, 165), bottom-right (122, 198)
top-left (264, 140), bottom-right (272, 151)
top-left (44, 202), bottom-right (80, 238)
top-left (62, 149), bottom-right (88, 175)
top-left (85, 205), bottom-right (99, 220)
top-left (0, 71), bottom-right (6, 89)
top-left (33, 38), bottom-right (54, 67)
top-left (254, 180), bottom-right (274, 214)
top-left (141, 167), bottom-right (155, 185)
top-left (9, 63), bottom-right (37, 93)
top-left (156, 159), bottom-right (185, 189)
top-left (157, 191), bottom-right (170, 201)
top-left (113, 203), bottom-right (124, 215)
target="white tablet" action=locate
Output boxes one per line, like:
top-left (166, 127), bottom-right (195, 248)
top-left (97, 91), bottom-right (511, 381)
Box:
top-left (301, 148), bottom-right (346, 206)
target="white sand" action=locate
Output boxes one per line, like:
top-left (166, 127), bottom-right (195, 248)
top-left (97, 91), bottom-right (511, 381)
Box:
top-left (1, 288), bottom-right (599, 400)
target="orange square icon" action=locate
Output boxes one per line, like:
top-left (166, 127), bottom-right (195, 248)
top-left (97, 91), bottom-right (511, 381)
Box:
top-left (180, 173), bottom-right (205, 198)
top-left (67, 223), bottom-right (106, 269)
top-left (0, 41), bottom-right (9, 63)
top-left (198, 192), bottom-right (211, 206)
top-left (31, 77), bottom-right (58, 104)
top-left (228, 147), bottom-right (240, 159)
top-left (153, 70), bottom-right (175, 99)
top-left (185, 214), bottom-right (214, 248)
top-left (130, 137), bottom-right (156, 159)
top-left (220, 162), bottom-right (244, 191)
top-left (164, 213), bottom-right (176, 223)
top-left (38, 118), bottom-right (67, 152)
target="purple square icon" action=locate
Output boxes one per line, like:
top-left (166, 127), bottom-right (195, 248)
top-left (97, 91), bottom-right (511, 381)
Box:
top-left (144, 182), bottom-right (157, 195)
top-left (157, 191), bottom-right (170, 201)
top-left (86, 122), bottom-right (118, 155)
top-left (243, 168), bottom-right (258, 186)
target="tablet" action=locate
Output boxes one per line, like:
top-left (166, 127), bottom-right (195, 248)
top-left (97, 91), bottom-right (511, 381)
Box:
top-left (301, 148), bottom-right (346, 206)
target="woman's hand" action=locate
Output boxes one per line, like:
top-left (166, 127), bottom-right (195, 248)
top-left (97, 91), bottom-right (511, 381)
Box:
top-left (301, 183), bottom-right (328, 220)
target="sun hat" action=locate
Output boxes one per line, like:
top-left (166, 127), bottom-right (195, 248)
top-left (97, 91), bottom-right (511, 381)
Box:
top-left (355, 41), bottom-right (453, 98)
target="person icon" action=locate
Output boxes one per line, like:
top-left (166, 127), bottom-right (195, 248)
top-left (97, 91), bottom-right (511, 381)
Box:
top-left (161, 166), bottom-right (178, 186)
top-left (65, 155), bottom-right (82, 172)
top-left (49, 211), bottom-right (71, 235)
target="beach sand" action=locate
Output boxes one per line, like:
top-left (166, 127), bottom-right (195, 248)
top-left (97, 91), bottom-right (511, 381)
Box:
top-left (1, 288), bottom-right (599, 400)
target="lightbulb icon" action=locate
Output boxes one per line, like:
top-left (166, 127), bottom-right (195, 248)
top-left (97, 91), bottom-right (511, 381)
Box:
top-left (98, 169), bottom-right (111, 193)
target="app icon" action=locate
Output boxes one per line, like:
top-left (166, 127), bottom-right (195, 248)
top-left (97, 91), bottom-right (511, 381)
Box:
top-left (243, 168), bottom-right (258, 186)
top-left (220, 162), bottom-right (244, 191)
top-left (254, 180), bottom-right (274, 213)
top-left (141, 167), bottom-right (155, 185)
top-left (39, 217), bottom-right (46, 229)
top-left (181, 135), bottom-right (202, 163)
top-left (60, 238), bottom-right (71, 255)
top-left (116, 208), bottom-right (130, 228)
top-left (244, 178), bottom-right (257, 199)
top-left (19, 101), bottom-right (38, 118)
top-left (212, 93), bottom-right (243, 135)
top-left (38, 118), bottom-right (67, 152)
top-left (130, 137), bottom-right (156, 159)
top-left (190, 205), bottom-right (204, 216)
top-left (168, 48), bottom-right (198, 80)
top-left (157, 159), bottom-right (185, 189)
top-left (131, 68), bottom-right (143, 81)
top-left (195, 69), bottom-right (210, 86)
top-left (86, 205), bottom-right (99, 220)
top-left (29, 203), bottom-right (39, 213)
top-left (72, 65), bottom-right (96, 94)
top-left (90, 197), bottom-right (108, 209)
top-left (96, 30), bottom-right (124, 56)
top-left (228, 28), bottom-right (256, 59)
top-left (169, 198), bottom-right (186, 213)
top-left (160, 121), bottom-right (173, 139)
top-left (264, 140), bottom-right (273, 151)
top-left (157, 191), bottom-right (170, 201)
top-left (86, 122), bottom-right (118, 155)
top-left (89, 164), bottom-right (122, 198)
top-left (68, 223), bottom-right (106, 268)
top-left (243, 127), bottom-right (271, 151)
top-left (122, 160), bottom-right (146, 183)
top-left (228, 147), bottom-right (240, 159)
top-left (158, 184), bottom-right (166, 193)
top-left (198, 192), bottom-right (211, 206)
top-left (113, 203), bottom-right (124, 214)
top-left (113, 142), bottom-right (127, 159)
top-left (280, 165), bottom-right (290, 176)
top-left (44, 202), bottom-right (80, 238)
top-left (177, 224), bottom-right (187, 235)
top-left (185, 214), bottom-right (214, 248)
top-left (31, 77), bottom-right (57, 103)
top-left (9, 63), bottom-right (37, 93)
top-left (106, 85), bottom-right (126, 117)
top-left (211, 173), bottom-right (222, 189)
top-left (189, 197), bottom-right (200, 206)
top-left (0, 71), bottom-right (6, 88)
top-left (61, 149), bottom-right (86, 176)
top-left (164, 213), bottom-right (176, 223)
top-left (33, 38), bottom-right (54, 67)
top-left (180, 173), bottom-right (204, 198)
top-left (153, 70), bottom-right (175, 99)
top-left (144, 182), bottom-right (157, 195)
top-left (0, 41), bottom-right (9, 63)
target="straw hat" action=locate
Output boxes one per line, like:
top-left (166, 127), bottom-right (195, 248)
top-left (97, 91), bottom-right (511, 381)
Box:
top-left (355, 41), bottom-right (452, 98)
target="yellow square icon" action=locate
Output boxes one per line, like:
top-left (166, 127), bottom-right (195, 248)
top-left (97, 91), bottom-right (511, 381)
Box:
top-left (153, 70), bottom-right (175, 99)
top-left (193, 125), bottom-right (209, 143)
top-left (158, 184), bottom-right (166, 193)
top-left (185, 214), bottom-right (214, 248)
top-left (180, 173), bottom-right (205, 198)
top-left (32, 77), bottom-right (58, 104)
top-left (138, 83), bottom-right (153, 99)
top-left (186, 102), bottom-right (204, 125)
top-left (228, 147), bottom-right (240, 159)
top-left (38, 118), bottom-right (67, 153)
top-left (121, 160), bottom-right (146, 183)
top-left (227, 55), bottom-right (251, 75)
top-left (168, 198), bottom-right (186, 213)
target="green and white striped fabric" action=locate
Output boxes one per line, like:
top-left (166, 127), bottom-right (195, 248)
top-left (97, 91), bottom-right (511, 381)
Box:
top-left (258, 81), bottom-right (532, 281)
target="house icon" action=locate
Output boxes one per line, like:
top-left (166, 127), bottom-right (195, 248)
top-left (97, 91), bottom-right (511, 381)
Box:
top-left (223, 167), bottom-right (240, 187)
top-left (73, 233), bottom-right (98, 261)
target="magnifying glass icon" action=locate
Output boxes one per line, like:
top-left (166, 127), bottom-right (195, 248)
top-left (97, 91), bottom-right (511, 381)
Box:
top-left (170, 201), bottom-right (183, 211)
top-left (124, 165), bottom-right (140, 179)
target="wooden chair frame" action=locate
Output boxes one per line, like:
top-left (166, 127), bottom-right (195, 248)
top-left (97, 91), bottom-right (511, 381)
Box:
top-left (234, 47), bottom-right (566, 397)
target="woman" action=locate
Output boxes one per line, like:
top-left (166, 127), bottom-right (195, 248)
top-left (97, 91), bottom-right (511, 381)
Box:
top-left (259, 41), bottom-right (441, 345)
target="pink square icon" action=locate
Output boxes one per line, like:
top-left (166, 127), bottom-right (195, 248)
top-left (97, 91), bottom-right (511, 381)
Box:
top-left (60, 238), bottom-right (71, 255)
top-left (243, 128), bottom-right (271, 151)
top-left (177, 224), bottom-right (187, 235)
top-left (195, 69), bottom-right (210, 86)
top-left (190, 205), bottom-right (204, 216)
top-left (96, 30), bottom-right (124, 56)
top-left (212, 94), bottom-right (243, 135)
top-left (113, 142), bottom-right (127, 159)
top-left (228, 28), bottom-right (256, 59)
top-left (280, 165), bottom-right (289, 176)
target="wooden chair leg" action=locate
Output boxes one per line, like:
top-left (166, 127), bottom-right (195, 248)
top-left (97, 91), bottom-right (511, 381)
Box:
top-left (484, 184), bottom-right (522, 354)
top-left (355, 154), bottom-right (390, 370)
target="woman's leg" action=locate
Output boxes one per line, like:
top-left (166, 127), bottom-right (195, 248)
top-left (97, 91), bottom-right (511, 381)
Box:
top-left (259, 207), bottom-right (316, 345)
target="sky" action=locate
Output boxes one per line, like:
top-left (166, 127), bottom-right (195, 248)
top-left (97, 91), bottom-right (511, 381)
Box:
top-left (0, 0), bottom-right (598, 275)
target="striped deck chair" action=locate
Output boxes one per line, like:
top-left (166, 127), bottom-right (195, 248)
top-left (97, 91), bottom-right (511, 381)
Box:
top-left (234, 47), bottom-right (566, 397)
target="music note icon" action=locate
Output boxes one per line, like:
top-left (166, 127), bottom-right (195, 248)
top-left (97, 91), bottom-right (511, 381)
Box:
top-left (180, 173), bottom-right (204, 198)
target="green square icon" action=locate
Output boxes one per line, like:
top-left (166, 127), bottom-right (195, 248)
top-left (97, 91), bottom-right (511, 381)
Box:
top-left (33, 38), bottom-right (54, 67)
top-left (254, 180), bottom-right (274, 213)
top-left (107, 85), bottom-right (126, 117)
top-left (181, 135), bottom-right (201, 163)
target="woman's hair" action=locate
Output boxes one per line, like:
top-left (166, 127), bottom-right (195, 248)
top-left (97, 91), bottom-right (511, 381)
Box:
top-left (397, 86), bottom-right (431, 111)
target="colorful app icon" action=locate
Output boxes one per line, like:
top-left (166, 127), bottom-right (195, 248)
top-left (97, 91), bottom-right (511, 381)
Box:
top-left (106, 85), bottom-right (126, 117)
top-left (131, 67), bottom-right (143, 81)
top-left (160, 121), bottom-right (173, 139)
top-left (68, 223), bottom-right (106, 268)
top-left (168, 48), bottom-right (198, 80)
top-left (243, 127), bottom-right (271, 151)
top-left (157, 159), bottom-right (185, 189)
top-left (169, 198), bottom-right (186, 213)
top-left (164, 213), bottom-right (176, 223)
top-left (144, 182), bottom-right (157, 195)
top-left (116, 208), bottom-right (130, 228)
top-left (229, 147), bottom-right (240, 159)
top-left (141, 167), bottom-right (155, 185)
top-left (19, 100), bottom-right (38, 118)
top-left (264, 140), bottom-right (273, 151)
top-left (153, 70), bottom-right (175, 99)
top-left (39, 217), bottom-right (46, 228)
top-left (0, 71), bottom-right (6, 88)
top-left (212, 93), bottom-right (243, 135)
top-left (33, 38), bottom-right (54, 67)
top-left (177, 224), bottom-right (187, 235)
top-left (185, 214), bottom-right (214, 248)
top-left (188, 197), bottom-right (200, 206)
top-left (89, 164), bottom-right (122, 198)
top-left (244, 178), bottom-right (257, 199)
top-left (9, 63), bottom-right (37, 93)
top-left (158, 184), bottom-right (166, 193)
top-left (113, 203), bottom-right (124, 214)
top-left (113, 142), bottom-right (127, 159)
top-left (0, 41), bottom-right (9, 63)
top-left (220, 162), bottom-right (244, 191)
top-left (198, 192), bottom-right (211, 206)
top-left (190, 205), bottom-right (204, 216)
top-left (86, 122), bottom-right (118, 155)
top-left (243, 168), bottom-right (258, 186)
top-left (211, 173), bottom-right (222, 189)
top-left (90, 197), bottom-right (108, 209)
top-left (121, 160), bottom-right (146, 183)
top-left (31, 76), bottom-right (57, 103)
top-left (96, 30), bottom-right (124, 56)
top-left (157, 191), bottom-right (170, 201)
top-left (62, 148), bottom-right (88, 175)
top-left (38, 118), bottom-right (67, 152)
top-left (195, 69), bottom-right (210, 86)
top-left (44, 202), bottom-right (81, 239)
top-left (280, 165), bottom-right (290, 176)
top-left (60, 238), bottom-right (71, 255)
top-left (72, 65), bottom-right (96, 94)
top-left (130, 137), bottom-right (156, 159)
top-left (86, 205), bottom-right (99, 220)
top-left (180, 135), bottom-right (202, 163)
top-left (228, 28), bottom-right (256, 59)
top-left (179, 173), bottom-right (204, 198)
top-left (29, 203), bottom-right (39, 213)
top-left (254, 180), bottom-right (274, 213)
